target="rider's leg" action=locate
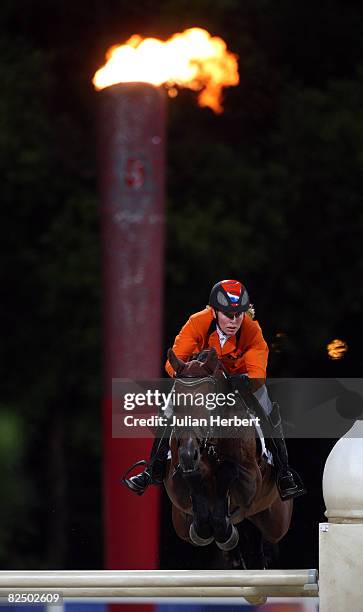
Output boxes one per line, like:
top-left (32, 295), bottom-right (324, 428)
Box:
top-left (230, 376), bottom-right (305, 501)
top-left (252, 385), bottom-right (306, 501)
top-left (123, 423), bottom-right (171, 495)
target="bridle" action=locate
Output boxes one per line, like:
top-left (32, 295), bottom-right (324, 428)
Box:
top-left (172, 374), bottom-right (226, 458)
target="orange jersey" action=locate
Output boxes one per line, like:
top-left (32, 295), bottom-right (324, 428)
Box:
top-left (165, 307), bottom-right (268, 379)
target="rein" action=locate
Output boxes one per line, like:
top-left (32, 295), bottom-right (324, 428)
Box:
top-left (171, 373), bottom-right (230, 457)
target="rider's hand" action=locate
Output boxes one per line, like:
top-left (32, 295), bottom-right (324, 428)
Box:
top-left (229, 374), bottom-right (250, 388)
top-left (229, 375), bottom-right (265, 394)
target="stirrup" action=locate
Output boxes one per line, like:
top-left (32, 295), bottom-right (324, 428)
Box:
top-left (276, 467), bottom-right (306, 501)
top-left (121, 460), bottom-right (149, 492)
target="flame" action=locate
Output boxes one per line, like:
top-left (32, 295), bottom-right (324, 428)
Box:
top-left (327, 338), bottom-right (348, 360)
top-left (93, 28), bottom-right (239, 113)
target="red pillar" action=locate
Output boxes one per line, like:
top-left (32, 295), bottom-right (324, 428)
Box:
top-left (98, 83), bottom-right (165, 574)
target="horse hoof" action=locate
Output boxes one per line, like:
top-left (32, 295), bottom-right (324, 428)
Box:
top-left (216, 524), bottom-right (239, 551)
top-left (222, 549), bottom-right (247, 570)
top-left (189, 522), bottom-right (214, 546)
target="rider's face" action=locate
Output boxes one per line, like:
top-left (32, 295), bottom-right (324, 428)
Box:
top-left (213, 309), bottom-right (244, 336)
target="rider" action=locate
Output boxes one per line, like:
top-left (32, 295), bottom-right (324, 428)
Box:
top-left (124, 279), bottom-right (305, 501)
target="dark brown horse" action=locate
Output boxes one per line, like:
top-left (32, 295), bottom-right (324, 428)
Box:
top-left (164, 348), bottom-right (293, 569)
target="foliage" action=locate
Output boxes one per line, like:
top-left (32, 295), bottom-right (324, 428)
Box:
top-left (0, 0), bottom-right (362, 566)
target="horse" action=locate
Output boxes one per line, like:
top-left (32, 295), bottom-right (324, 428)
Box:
top-left (163, 347), bottom-right (293, 571)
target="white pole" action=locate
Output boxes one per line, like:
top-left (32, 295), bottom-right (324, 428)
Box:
top-left (0, 569), bottom-right (316, 589)
top-left (0, 586), bottom-right (317, 598)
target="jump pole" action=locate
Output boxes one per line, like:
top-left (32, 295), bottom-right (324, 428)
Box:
top-left (0, 569), bottom-right (317, 599)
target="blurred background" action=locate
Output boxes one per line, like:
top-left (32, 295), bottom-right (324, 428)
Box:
top-left (1, 0), bottom-right (362, 575)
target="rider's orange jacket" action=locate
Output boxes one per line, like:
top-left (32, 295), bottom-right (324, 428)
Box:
top-left (165, 307), bottom-right (268, 379)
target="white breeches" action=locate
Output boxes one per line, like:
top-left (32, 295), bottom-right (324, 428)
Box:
top-left (253, 385), bottom-right (273, 415)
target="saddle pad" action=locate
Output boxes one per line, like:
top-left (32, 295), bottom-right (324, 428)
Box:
top-left (254, 419), bottom-right (273, 465)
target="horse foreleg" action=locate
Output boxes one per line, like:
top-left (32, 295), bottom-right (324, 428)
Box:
top-left (182, 469), bottom-right (214, 545)
top-left (171, 505), bottom-right (193, 543)
top-left (212, 461), bottom-right (240, 550)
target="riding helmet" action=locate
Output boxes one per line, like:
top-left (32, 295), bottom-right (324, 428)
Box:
top-left (209, 280), bottom-right (249, 315)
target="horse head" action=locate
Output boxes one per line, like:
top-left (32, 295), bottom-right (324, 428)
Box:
top-left (167, 347), bottom-right (223, 379)
top-left (166, 347), bottom-right (248, 552)
top-left (167, 349), bottom-right (217, 473)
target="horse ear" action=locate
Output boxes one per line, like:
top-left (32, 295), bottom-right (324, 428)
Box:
top-left (167, 348), bottom-right (186, 376)
top-left (205, 347), bottom-right (219, 374)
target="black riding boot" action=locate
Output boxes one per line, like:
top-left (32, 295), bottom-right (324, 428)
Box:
top-left (268, 403), bottom-right (306, 501)
top-left (123, 428), bottom-right (170, 496)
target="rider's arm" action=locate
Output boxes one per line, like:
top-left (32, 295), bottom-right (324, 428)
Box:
top-left (241, 320), bottom-right (268, 388)
top-left (165, 316), bottom-right (202, 377)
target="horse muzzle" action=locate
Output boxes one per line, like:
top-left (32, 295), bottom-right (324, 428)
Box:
top-left (178, 438), bottom-right (200, 473)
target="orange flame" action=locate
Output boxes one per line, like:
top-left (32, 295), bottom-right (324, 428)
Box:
top-left (93, 28), bottom-right (239, 113)
top-left (327, 338), bottom-right (348, 360)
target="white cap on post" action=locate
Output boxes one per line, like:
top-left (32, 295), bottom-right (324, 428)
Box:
top-left (323, 420), bottom-right (363, 522)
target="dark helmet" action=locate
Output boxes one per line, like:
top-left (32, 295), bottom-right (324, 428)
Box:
top-left (209, 279), bottom-right (250, 315)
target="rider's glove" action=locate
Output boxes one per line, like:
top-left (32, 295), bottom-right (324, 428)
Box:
top-left (229, 374), bottom-right (250, 390)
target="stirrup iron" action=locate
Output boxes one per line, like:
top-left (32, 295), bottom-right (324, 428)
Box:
top-left (121, 460), bottom-right (149, 488)
top-left (277, 467), bottom-right (306, 501)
